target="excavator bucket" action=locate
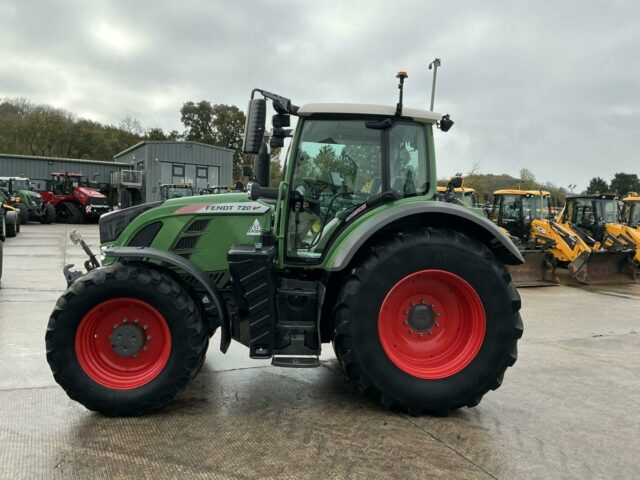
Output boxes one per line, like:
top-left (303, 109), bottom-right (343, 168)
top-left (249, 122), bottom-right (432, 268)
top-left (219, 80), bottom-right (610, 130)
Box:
top-left (568, 250), bottom-right (637, 285)
top-left (507, 250), bottom-right (559, 287)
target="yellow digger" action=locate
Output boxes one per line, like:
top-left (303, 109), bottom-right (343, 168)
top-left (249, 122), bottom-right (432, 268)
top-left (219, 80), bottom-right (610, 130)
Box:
top-left (491, 190), bottom-right (635, 285)
top-left (622, 194), bottom-right (640, 231)
top-left (558, 194), bottom-right (639, 268)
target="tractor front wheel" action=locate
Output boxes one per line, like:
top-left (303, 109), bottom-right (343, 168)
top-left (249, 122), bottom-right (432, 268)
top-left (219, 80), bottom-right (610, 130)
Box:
top-left (332, 228), bottom-right (523, 416)
top-left (46, 263), bottom-right (208, 415)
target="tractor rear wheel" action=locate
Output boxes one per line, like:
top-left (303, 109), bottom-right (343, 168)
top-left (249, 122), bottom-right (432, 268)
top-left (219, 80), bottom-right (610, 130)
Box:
top-left (41, 203), bottom-right (56, 224)
top-left (56, 202), bottom-right (84, 224)
top-left (46, 263), bottom-right (208, 415)
top-left (332, 228), bottom-right (523, 416)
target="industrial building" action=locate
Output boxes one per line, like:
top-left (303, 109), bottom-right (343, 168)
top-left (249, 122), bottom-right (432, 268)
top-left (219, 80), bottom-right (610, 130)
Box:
top-left (0, 141), bottom-right (234, 205)
top-left (0, 153), bottom-right (130, 191)
top-left (114, 141), bottom-right (234, 202)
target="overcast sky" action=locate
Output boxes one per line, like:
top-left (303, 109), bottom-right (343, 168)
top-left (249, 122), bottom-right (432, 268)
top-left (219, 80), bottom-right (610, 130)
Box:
top-left (1, 0), bottom-right (638, 190)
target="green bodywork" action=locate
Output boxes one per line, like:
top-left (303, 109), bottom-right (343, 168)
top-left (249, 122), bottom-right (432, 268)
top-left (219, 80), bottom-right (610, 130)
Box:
top-left (105, 121), bottom-right (440, 275)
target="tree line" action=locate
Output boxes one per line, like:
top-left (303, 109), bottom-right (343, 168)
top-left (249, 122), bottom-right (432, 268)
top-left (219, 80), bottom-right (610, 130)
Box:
top-left (440, 168), bottom-right (569, 204)
top-left (0, 97), bottom-right (279, 183)
top-left (586, 174), bottom-right (640, 196)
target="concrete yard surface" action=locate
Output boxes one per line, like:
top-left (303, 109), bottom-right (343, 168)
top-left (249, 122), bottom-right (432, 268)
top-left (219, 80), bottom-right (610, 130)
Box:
top-left (1, 223), bottom-right (639, 479)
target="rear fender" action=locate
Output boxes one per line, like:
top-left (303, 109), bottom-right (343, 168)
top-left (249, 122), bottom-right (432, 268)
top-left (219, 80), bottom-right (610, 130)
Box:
top-left (324, 202), bottom-right (524, 271)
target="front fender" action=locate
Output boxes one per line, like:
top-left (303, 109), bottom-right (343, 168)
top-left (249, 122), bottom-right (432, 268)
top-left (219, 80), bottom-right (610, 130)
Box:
top-left (104, 246), bottom-right (231, 353)
top-left (324, 201), bottom-right (524, 271)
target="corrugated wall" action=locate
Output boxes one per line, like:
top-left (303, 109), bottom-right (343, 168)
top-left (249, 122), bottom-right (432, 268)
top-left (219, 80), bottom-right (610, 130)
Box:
top-left (0, 155), bottom-right (129, 184)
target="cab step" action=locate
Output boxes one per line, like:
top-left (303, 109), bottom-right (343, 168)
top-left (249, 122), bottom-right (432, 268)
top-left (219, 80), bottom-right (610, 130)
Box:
top-left (271, 356), bottom-right (321, 368)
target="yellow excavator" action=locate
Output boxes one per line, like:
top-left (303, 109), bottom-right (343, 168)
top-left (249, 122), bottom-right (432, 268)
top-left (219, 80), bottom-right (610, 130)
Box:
top-left (622, 194), bottom-right (640, 231)
top-left (558, 194), bottom-right (640, 267)
top-left (490, 190), bottom-right (635, 285)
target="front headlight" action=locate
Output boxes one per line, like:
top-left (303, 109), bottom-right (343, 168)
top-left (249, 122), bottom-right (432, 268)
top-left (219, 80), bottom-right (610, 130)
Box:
top-left (99, 201), bottom-right (163, 243)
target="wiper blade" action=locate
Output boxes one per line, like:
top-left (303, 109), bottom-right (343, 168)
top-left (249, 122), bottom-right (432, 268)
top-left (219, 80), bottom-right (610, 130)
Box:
top-left (339, 190), bottom-right (400, 223)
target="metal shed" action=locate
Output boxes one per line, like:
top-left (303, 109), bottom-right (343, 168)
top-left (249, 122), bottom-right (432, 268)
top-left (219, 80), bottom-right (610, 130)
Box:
top-left (0, 153), bottom-right (129, 191)
top-left (114, 141), bottom-right (234, 202)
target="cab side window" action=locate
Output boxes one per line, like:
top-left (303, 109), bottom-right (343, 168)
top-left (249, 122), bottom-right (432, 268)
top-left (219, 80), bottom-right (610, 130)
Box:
top-left (388, 123), bottom-right (428, 197)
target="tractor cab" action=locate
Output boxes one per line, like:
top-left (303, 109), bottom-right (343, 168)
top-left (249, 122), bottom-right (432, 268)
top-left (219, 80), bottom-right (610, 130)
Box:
top-left (48, 172), bottom-right (86, 195)
top-left (159, 183), bottom-right (195, 200)
top-left (0, 177), bottom-right (31, 193)
top-left (281, 109), bottom-right (433, 258)
top-left (623, 195), bottom-right (640, 228)
top-left (560, 194), bottom-right (622, 245)
top-left (491, 190), bottom-right (552, 240)
top-left (436, 186), bottom-right (477, 207)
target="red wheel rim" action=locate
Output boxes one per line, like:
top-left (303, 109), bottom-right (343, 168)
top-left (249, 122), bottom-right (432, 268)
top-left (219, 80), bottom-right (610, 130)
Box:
top-left (75, 298), bottom-right (171, 389)
top-left (378, 270), bottom-right (485, 379)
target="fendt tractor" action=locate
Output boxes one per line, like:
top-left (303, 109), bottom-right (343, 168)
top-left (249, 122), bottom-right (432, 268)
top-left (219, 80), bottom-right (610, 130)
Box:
top-left (40, 172), bottom-right (111, 223)
top-left (490, 190), bottom-right (635, 285)
top-left (46, 67), bottom-right (524, 417)
top-left (0, 177), bottom-right (56, 224)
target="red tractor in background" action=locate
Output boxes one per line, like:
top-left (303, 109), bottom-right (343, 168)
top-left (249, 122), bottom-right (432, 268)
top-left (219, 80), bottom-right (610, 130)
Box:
top-left (40, 173), bottom-right (112, 224)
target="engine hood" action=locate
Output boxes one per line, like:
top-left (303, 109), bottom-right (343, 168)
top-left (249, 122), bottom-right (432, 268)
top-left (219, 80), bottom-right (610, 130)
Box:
top-left (160, 192), bottom-right (271, 216)
top-left (76, 186), bottom-right (106, 199)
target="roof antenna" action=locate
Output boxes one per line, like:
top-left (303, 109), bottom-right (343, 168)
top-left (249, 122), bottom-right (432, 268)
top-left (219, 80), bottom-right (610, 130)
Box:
top-left (428, 58), bottom-right (441, 111)
top-left (395, 71), bottom-right (408, 116)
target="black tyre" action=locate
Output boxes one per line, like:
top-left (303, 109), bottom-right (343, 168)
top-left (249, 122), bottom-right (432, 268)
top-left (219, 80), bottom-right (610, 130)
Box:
top-left (46, 263), bottom-right (208, 415)
top-left (332, 228), bottom-right (523, 416)
top-left (18, 203), bottom-right (29, 225)
top-left (41, 203), bottom-right (56, 224)
top-left (5, 216), bottom-right (16, 238)
top-left (56, 202), bottom-right (84, 224)
top-left (0, 239), bottom-right (3, 285)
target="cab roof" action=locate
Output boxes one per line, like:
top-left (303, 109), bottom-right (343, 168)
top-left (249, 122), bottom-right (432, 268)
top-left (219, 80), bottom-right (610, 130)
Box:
top-left (494, 189), bottom-right (551, 196)
top-left (567, 194), bottom-right (618, 200)
top-left (436, 186), bottom-right (476, 193)
top-left (297, 103), bottom-right (442, 124)
top-left (623, 196), bottom-right (640, 202)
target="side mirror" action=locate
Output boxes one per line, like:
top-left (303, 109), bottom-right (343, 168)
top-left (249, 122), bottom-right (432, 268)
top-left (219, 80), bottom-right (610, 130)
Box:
top-left (439, 114), bottom-right (454, 132)
top-left (243, 99), bottom-right (267, 154)
top-left (242, 165), bottom-right (256, 180)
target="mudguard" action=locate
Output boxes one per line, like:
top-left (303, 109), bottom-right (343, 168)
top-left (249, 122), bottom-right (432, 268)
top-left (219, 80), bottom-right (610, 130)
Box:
top-left (104, 246), bottom-right (231, 352)
top-left (325, 202), bottom-right (524, 271)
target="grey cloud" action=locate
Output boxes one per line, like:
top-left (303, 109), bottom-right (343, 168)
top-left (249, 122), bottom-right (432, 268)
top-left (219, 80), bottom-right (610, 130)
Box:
top-left (1, 0), bottom-right (638, 190)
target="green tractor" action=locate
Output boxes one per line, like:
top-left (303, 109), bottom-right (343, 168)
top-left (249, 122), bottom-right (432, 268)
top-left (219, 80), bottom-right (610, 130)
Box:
top-left (0, 177), bottom-right (56, 224)
top-left (159, 183), bottom-right (195, 200)
top-left (46, 70), bottom-right (524, 416)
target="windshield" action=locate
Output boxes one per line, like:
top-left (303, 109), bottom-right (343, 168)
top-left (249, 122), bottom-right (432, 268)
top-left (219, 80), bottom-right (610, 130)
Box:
top-left (163, 186), bottom-right (193, 199)
top-left (286, 118), bottom-right (429, 259)
top-left (625, 202), bottom-right (640, 226)
top-left (522, 195), bottom-right (550, 220)
top-left (13, 179), bottom-right (30, 190)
